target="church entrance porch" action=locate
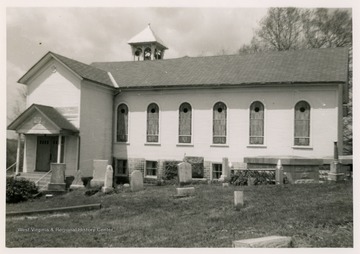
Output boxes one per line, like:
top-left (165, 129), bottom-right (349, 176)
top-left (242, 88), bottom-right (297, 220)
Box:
top-left (7, 104), bottom-right (79, 176)
top-left (36, 135), bottom-right (64, 172)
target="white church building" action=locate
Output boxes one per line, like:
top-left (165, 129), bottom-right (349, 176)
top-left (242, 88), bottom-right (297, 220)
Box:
top-left (8, 25), bottom-right (349, 183)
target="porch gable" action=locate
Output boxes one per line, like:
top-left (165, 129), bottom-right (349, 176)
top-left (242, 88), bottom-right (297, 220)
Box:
top-left (8, 104), bottom-right (78, 135)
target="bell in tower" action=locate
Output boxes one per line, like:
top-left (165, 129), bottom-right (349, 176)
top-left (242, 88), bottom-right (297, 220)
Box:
top-left (128, 24), bottom-right (168, 61)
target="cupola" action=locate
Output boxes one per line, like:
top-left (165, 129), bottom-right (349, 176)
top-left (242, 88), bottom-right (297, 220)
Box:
top-left (128, 24), bottom-right (168, 61)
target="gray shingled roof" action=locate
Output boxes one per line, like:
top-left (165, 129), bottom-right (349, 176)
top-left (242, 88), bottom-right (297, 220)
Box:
top-left (8, 104), bottom-right (78, 133)
top-left (91, 47), bottom-right (348, 88)
top-left (50, 52), bottom-right (114, 87)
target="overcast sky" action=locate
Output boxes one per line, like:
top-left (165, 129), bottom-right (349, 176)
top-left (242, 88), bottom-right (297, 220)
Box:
top-left (4, 2), bottom-right (358, 135)
top-left (6, 7), bottom-right (269, 124)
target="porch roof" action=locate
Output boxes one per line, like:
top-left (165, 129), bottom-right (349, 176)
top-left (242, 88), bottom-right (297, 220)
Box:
top-left (8, 104), bottom-right (79, 135)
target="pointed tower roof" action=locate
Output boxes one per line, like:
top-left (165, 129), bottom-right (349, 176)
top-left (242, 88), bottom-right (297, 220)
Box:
top-left (128, 24), bottom-right (168, 49)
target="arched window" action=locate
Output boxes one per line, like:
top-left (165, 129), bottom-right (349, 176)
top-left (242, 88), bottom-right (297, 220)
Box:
top-left (147, 103), bottom-right (159, 142)
top-left (213, 102), bottom-right (227, 144)
top-left (134, 48), bottom-right (142, 61)
top-left (179, 103), bottom-right (192, 143)
top-left (154, 49), bottom-right (162, 60)
top-left (249, 101), bottom-right (264, 144)
top-left (294, 101), bottom-right (311, 146)
top-left (144, 47), bottom-right (152, 60)
top-left (117, 104), bottom-right (128, 142)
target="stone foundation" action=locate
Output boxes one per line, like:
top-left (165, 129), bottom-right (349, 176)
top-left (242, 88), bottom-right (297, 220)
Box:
top-left (244, 156), bottom-right (322, 184)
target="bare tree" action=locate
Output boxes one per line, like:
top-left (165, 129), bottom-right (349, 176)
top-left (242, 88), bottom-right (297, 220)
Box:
top-left (8, 86), bottom-right (27, 122)
top-left (256, 8), bottom-right (303, 51)
top-left (239, 37), bottom-right (265, 54)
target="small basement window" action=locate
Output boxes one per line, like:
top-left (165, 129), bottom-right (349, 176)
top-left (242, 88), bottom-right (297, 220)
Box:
top-left (115, 159), bottom-right (128, 176)
top-left (212, 163), bottom-right (222, 180)
top-left (145, 161), bottom-right (158, 177)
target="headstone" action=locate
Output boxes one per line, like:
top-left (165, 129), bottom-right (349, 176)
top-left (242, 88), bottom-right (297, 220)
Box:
top-left (184, 156), bottom-right (204, 178)
top-left (234, 191), bottom-right (244, 210)
top-left (48, 163), bottom-right (66, 192)
top-left (70, 170), bottom-right (85, 190)
top-left (222, 183), bottom-right (230, 187)
top-left (130, 170), bottom-right (143, 192)
top-left (102, 165), bottom-right (114, 193)
top-left (219, 157), bottom-right (230, 182)
top-left (328, 161), bottom-right (345, 182)
top-left (233, 236), bottom-right (292, 248)
top-left (178, 162), bottom-right (192, 184)
top-left (275, 159), bottom-right (283, 185)
top-left (294, 179), bottom-right (316, 184)
top-left (90, 160), bottom-right (108, 187)
top-left (247, 177), bottom-right (255, 186)
top-left (176, 187), bottom-right (195, 197)
top-left (123, 183), bottom-right (130, 188)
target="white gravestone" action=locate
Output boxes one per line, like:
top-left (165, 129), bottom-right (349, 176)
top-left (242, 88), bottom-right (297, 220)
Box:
top-left (130, 170), bottom-right (144, 192)
top-left (220, 157), bottom-right (230, 182)
top-left (234, 191), bottom-right (244, 210)
top-left (48, 163), bottom-right (66, 192)
top-left (90, 160), bottom-right (108, 187)
top-left (102, 165), bottom-right (114, 193)
top-left (178, 162), bottom-right (192, 184)
top-left (275, 159), bottom-right (284, 185)
top-left (176, 187), bottom-right (195, 197)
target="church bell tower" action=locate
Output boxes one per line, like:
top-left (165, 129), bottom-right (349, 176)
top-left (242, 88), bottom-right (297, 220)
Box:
top-left (128, 24), bottom-right (168, 61)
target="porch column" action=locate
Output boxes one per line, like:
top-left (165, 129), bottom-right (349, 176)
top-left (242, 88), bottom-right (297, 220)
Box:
top-left (15, 133), bottom-right (21, 175)
top-left (57, 135), bottom-right (62, 163)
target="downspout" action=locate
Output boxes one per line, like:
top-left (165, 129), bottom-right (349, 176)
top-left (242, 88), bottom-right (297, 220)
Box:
top-left (108, 70), bottom-right (121, 169)
top-left (112, 88), bottom-right (122, 168)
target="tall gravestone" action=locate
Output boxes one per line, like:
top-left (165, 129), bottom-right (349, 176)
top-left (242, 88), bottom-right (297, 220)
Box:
top-left (328, 141), bottom-right (345, 182)
top-left (90, 160), bottom-right (108, 187)
top-left (275, 160), bottom-right (284, 185)
top-left (102, 165), bottom-right (114, 193)
top-left (48, 163), bottom-right (66, 192)
top-left (219, 157), bottom-right (230, 182)
top-left (234, 191), bottom-right (244, 210)
top-left (178, 162), bottom-right (192, 184)
top-left (130, 170), bottom-right (144, 192)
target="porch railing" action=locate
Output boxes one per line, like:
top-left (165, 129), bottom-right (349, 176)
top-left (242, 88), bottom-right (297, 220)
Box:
top-left (35, 170), bottom-right (52, 190)
top-left (6, 162), bottom-right (17, 177)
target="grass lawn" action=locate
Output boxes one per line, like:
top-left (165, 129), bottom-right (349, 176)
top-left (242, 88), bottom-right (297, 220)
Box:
top-left (6, 182), bottom-right (353, 247)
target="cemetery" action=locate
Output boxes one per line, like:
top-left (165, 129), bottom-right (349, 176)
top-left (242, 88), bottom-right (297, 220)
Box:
top-left (6, 158), bottom-right (353, 247)
top-left (6, 17), bottom-right (353, 248)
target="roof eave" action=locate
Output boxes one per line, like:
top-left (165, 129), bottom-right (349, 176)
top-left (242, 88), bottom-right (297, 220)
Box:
top-left (117, 80), bottom-right (347, 90)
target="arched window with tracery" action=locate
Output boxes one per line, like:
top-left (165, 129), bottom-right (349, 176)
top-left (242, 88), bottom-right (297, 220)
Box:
top-left (117, 104), bottom-right (128, 142)
top-left (249, 101), bottom-right (264, 144)
top-left (179, 103), bottom-right (192, 143)
top-left (213, 102), bottom-right (227, 144)
top-left (294, 101), bottom-right (311, 146)
top-left (147, 103), bottom-right (159, 142)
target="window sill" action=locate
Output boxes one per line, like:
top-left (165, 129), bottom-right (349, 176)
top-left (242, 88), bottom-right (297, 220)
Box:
top-left (115, 142), bottom-right (130, 145)
top-left (144, 143), bottom-right (161, 146)
top-left (176, 143), bottom-right (194, 147)
top-left (292, 146), bottom-right (313, 150)
top-left (247, 145), bottom-right (267, 148)
top-left (114, 174), bottom-right (129, 177)
top-left (144, 175), bottom-right (157, 179)
top-left (210, 144), bottom-right (229, 147)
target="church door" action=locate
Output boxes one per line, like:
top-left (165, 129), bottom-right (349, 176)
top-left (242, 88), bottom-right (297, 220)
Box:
top-left (36, 136), bottom-right (58, 172)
